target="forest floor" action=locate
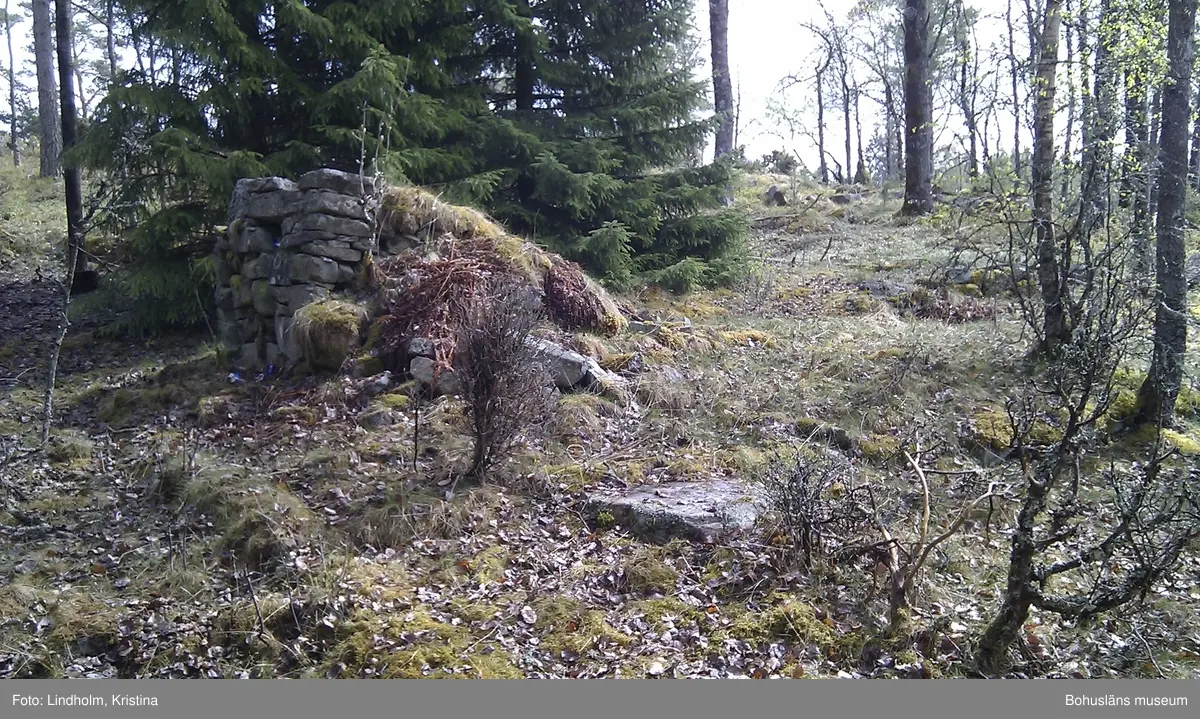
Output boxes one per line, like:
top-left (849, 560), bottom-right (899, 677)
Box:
top-left (2, 168), bottom-right (1199, 679)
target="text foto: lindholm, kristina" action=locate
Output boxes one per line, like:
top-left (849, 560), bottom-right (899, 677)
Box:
top-left (12, 694), bottom-right (159, 707)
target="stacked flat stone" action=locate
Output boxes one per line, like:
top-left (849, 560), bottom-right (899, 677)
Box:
top-left (214, 168), bottom-right (379, 370)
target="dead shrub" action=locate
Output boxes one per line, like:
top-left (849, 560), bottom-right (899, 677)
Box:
top-left (755, 447), bottom-right (871, 569)
top-left (453, 278), bottom-right (557, 484)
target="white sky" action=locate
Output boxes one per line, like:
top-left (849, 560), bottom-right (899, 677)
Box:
top-left (697, 0), bottom-right (1026, 172)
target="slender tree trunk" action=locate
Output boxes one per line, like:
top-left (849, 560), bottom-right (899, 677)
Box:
top-left (957, 1), bottom-right (979, 178)
top-left (4, 0), bottom-right (18, 167)
top-left (1136, 0), bottom-right (1196, 428)
top-left (54, 0), bottom-right (80, 271)
top-left (733, 72), bottom-right (741, 150)
top-left (1060, 0), bottom-right (1076, 202)
top-left (709, 0), bottom-right (734, 159)
top-left (1032, 0), bottom-right (1065, 356)
top-left (43, 0), bottom-right (83, 442)
top-left (71, 31), bottom-right (87, 122)
top-left (1189, 82), bottom-right (1200, 191)
top-left (1078, 0), bottom-right (1117, 231)
top-left (853, 81), bottom-right (868, 184)
top-left (513, 0), bottom-right (536, 203)
top-left (1148, 88), bottom-right (1164, 224)
top-left (975, 474), bottom-right (1051, 675)
top-left (105, 0), bottom-right (117, 81)
top-left (842, 74), bottom-right (852, 186)
top-left (901, 0), bottom-right (934, 215)
top-left (817, 56), bottom-right (830, 185)
top-left (1007, 0), bottom-right (1022, 183)
top-left (884, 82), bottom-right (895, 180)
top-left (893, 94), bottom-right (905, 178)
top-left (1123, 69), bottom-right (1153, 275)
top-left (31, 0), bottom-right (60, 177)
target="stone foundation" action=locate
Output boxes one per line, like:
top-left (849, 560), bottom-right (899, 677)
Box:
top-left (214, 168), bottom-right (381, 371)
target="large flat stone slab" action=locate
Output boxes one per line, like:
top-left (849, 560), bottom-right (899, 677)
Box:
top-left (586, 478), bottom-right (765, 544)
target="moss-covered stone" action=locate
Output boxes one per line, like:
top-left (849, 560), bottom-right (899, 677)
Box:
top-left (859, 434), bottom-right (902, 464)
top-left (376, 393), bottom-right (412, 410)
top-left (599, 352), bottom-right (638, 372)
top-left (968, 407), bottom-right (1063, 450)
top-left (292, 299), bottom-right (369, 371)
top-left (1126, 426), bottom-right (1200, 456)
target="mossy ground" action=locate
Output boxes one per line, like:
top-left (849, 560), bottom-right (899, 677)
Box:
top-left (1, 172), bottom-right (1198, 679)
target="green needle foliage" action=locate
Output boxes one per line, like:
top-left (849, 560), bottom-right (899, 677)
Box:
top-left (71, 0), bottom-right (745, 335)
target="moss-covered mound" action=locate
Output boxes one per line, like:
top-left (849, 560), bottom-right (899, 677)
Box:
top-left (293, 299), bottom-right (370, 371)
top-left (359, 186), bottom-right (627, 377)
top-left (375, 186), bottom-right (626, 343)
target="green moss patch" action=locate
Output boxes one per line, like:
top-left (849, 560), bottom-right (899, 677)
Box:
top-left (319, 609), bottom-right (522, 678)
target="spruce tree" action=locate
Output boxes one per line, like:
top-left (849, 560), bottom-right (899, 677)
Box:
top-left (73, 0), bottom-right (484, 333)
top-left (75, 0), bottom-right (747, 333)
top-left (465, 0), bottom-right (747, 290)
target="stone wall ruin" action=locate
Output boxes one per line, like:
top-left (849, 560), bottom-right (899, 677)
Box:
top-left (214, 169), bottom-right (381, 371)
top-left (215, 168), bottom-right (624, 397)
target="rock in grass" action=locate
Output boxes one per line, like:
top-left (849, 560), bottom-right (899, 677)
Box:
top-left (585, 478), bottom-right (765, 544)
top-left (291, 299), bottom-right (370, 371)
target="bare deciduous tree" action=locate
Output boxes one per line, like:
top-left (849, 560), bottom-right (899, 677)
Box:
top-left (3, 0), bottom-right (19, 167)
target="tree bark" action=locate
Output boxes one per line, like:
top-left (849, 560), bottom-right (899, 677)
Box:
top-left (841, 71), bottom-right (852, 186)
top-left (4, 0), bottom-right (19, 167)
top-left (1122, 68), bottom-right (1153, 275)
top-left (816, 54), bottom-right (830, 185)
top-left (709, 0), bottom-right (733, 160)
top-left (43, 0), bottom-right (83, 442)
top-left (54, 0), bottom-right (81, 274)
top-left (1189, 81), bottom-right (1200, 191)
top-left (1060, 0), bottom-right (1076, 202)
top-left (1136, 0), bottom-right (1197, 428)
top-left (1078, 0), bottom-right (1117, 233)
top-left (884, 82), bottom-right (895, 179)
top-left (901, 0), bottom-right (933, 215)
top-left (32, 0), bottom-right (60, 177)
top-left (105, 0), bottom-right (117, 81)
top-left (513, 0), bottom-right (536, 203)
top-left (957, 1), bottom-right (979, 179)
top-left (853, 80), bottom-right (868, 184)
top-left (1007, 0), bottom-right (1022, 183)
top-left (1032, 0), bottom-right (1065, 356)
top-left (1148, 87), bottom-right (1164, 227)
top-left (975, 472), bottom-right (1050, 675)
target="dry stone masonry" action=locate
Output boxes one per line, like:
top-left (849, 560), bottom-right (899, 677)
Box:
top-left (215, 168), bottom-right (625, 396)
top-left (215, 169), bottom-right (380, 371)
